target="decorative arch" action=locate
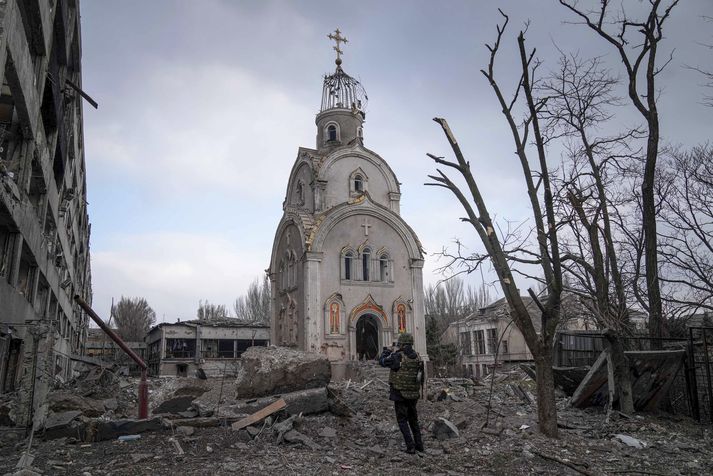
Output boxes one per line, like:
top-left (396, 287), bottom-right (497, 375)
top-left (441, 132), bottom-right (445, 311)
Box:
top-left (317, 147), bottom-right (401, 197)
top-left (324, 293), bottom-right (346, 336)
top-left (308, 197), bottom-right (423, 259)
top-left (349, 294), bottom-right (388, 325)
top-left (392, 298), bottom-right (412, 334)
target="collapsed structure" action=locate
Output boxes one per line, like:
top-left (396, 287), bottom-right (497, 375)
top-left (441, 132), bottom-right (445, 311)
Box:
top-left (0, 0), bottom-right (92, 427)
top-left (269, 30), bottom-right (427, 377)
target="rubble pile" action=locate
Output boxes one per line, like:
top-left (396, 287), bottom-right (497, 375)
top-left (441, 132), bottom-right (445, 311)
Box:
top-left (0, 354), bottom-right (712, 475)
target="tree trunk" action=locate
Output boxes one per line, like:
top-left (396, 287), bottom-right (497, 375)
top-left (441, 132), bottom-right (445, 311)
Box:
top-left (534, 349), bottom-right (558, 438)
top-left (603, 330), bottom-right (634, 414)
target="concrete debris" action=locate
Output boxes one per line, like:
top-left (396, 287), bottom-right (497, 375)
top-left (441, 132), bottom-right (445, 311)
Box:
top-left (282, 429), bottom-right (319, 449)
top-left (47, 392), bottom-right (106, 417)
top-left (613, 433), bottom-right (647, 449)
top-left (234, 346), bottom-right (331, 398)
top-left (176, 426), bottom-right (195, 436)
top-left (432, 417), bottom-right (460, 440)
top-left (318, 426), bottom-right (337, 438)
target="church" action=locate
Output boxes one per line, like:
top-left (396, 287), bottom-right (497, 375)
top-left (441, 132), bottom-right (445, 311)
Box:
top-left (269, 30), bottom-right (427, 375)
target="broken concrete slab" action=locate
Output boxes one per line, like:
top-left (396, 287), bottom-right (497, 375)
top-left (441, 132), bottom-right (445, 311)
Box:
top-left (47, 392), bottom-right (105, 417)
top-left (432, 417), bottom-right (460, 440)
top-left (282, 429), bottom-right (318, 449)
top-left (85, 417), bottom-right (165, 442)
top-left (152, 396), bottom-right (195, 415)
top-left (42, 411), bottom-right (83, 440)
top-left (226, 387), bottom-right (329, 418)
top-left (235, 346), bottom-right (331, 398)
top-left (318, 426), bottom-right (337, 438)
top-left (570, 349), bottom-right (686, 411)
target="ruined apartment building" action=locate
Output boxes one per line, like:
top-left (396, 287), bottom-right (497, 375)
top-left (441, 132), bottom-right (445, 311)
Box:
top-left (0, 0), bottom-right (92, 427)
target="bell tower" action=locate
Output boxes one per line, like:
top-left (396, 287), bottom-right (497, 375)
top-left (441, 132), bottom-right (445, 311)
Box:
top-left (316, 29), bottom-right (368, 151)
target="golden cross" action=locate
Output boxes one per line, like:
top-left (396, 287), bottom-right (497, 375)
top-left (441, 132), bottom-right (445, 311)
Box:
top-left (327, 28), bottom-right (348, 64)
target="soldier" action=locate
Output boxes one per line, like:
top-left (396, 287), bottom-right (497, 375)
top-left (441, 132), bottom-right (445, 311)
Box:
top-left (379, 332), bottom-right (424, 454)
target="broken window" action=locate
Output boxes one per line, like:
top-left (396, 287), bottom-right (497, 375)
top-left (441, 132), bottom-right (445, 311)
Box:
top-left (0, 228), bottom-right (13, 280)
top-left (486, 328), bottom-right (497, 355)
top-left (501, 339), bottom-right (509, 355)
top-left (474, 330), bottom-right (486, 355)
top-left (236, 339), bottom-right (268, 357)
top-left (165, 338), bottom-right (195, 358)
top-left (17, 244), bottom-right (37, 303)
top-left (379, 253), bottom-right (390, 282)
top-left (202, 339), bottom-right (218, 358)
top-left (0, 77), bottom-right (23, 185)
top-left (354, 174), bottom-right (363, 192)
top-left (460, 331), bottom-right (472, 355)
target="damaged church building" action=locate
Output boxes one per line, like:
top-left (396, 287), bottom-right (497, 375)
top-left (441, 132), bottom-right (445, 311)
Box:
top-left (0, 0), bottom-right (92, 427)
top-left (269, 34), bottom-right (428, 379)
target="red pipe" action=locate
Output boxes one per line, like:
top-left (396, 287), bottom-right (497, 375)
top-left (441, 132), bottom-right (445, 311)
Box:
top-left (74, 295), bottom-right (149, 419)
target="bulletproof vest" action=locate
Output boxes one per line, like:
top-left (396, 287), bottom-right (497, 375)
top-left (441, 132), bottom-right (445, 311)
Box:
top-left (389, 352), bottom-right (421, 400)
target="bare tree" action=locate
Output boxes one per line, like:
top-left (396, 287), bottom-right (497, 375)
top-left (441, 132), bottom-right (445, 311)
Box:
top-left (541, 52), bottom-right (639, 335)
top-left (427, 12), bottom-right (564, 437)
top-left (234, 276), bottom-right (271, 323)
top-left (112, 296), bottom-right (156, 341)
top-left (658, 145), bottom-right (713, 316)
top-left (196, 300), bottom-right (228, 321)
top-left (559, 0), bottom-right (681, 342)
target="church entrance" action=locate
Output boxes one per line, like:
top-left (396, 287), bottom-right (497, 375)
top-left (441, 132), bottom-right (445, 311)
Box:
top-left (356, 314), bottom-right (380, 360)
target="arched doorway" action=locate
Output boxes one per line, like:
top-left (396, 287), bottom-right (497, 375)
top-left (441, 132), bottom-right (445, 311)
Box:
top-left (356, 314), bottom-right (380, 360)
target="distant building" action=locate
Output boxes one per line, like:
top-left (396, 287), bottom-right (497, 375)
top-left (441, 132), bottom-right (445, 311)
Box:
top-left (85, 328), bottom-right (146, 375)
top-left (146, 318), bottom-right (270, 377)
top-left (0, 0), bottom-right (92, 426)
top-left (443, 296), bottom-right (588, 378)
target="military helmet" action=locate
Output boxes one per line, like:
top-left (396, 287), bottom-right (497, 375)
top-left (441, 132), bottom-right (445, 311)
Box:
top-left (397, 332), bottom-right (414, 345)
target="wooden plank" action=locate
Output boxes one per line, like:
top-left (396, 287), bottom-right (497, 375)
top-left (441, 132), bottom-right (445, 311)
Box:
top-left (231, 398), bottom-right (286, 431)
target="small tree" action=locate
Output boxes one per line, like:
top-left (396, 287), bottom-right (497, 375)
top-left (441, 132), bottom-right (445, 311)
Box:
top-left (234, 276), bottom-right (271, 323)
top-left (112, 296), bottom-right (156, 341)
top-left (196, 300), bottom-right (228, 321)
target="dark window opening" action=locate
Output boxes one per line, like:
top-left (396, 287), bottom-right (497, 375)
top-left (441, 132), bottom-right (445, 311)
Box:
top-left (362, 249), bottom-right (370, 281)
top-left (379, 254), bottom-right (389, 281)
top-left (344, 252), bottom-right (353, 280)
top-left (354, 174), bottom-right (363, 192)
top-left (327, 124), bottom-right (337, 141)
top-left (237, 339), bottom-right (268, 357)
top-left (165, 338), bottom-right (196, 358)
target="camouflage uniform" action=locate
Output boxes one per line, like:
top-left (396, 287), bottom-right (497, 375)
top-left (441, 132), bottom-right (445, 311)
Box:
top-left (379, 333), bottom-right (424, 454)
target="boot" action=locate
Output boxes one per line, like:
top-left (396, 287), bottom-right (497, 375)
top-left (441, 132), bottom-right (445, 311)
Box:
top-left (398, 420), bottom-right (415, 454)
top-left (410, 420), bottom-right (424, 452)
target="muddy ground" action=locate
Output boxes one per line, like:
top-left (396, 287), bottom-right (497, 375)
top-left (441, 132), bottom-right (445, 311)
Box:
top-left (1, 367), bottom-right (711, 475)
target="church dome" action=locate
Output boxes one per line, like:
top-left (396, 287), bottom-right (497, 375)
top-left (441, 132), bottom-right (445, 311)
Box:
top-left (320, 65), bottom-right (368, 114)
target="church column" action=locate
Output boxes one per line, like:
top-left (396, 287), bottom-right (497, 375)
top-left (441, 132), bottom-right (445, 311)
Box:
top-left (409, 258), bottom-right (429, 361)
top-left (303, 251), bottom-right (323, 353)
top-left (267, 272), bottom-right (278, 345)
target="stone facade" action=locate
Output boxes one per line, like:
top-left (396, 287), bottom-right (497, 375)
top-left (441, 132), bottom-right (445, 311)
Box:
top-left (269, 58), bottom-right (427, 376)
top-left (0, 0), bottom-right (92, 427)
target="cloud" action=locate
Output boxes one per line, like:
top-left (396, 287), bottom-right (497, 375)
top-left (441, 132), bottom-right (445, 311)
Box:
top-left (91, 232), bottom-right (267, 321)
top-left (85, 61), bottom-right (314, 200)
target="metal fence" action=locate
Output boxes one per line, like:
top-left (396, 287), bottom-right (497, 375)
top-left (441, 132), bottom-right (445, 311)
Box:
top-left (687, 327), bottom-right (713, 423)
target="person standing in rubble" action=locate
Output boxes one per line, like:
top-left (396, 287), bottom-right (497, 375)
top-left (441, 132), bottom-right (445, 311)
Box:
top-left (379, 332), bottom-right (424, 454)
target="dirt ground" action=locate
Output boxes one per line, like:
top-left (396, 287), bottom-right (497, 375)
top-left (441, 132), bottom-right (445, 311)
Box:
top-left (1, 367), bottom-right (711, 475)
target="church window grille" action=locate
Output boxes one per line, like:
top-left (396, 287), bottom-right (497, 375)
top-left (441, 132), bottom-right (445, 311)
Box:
top-left (397, 303), bottom-right (406, 333)
top-left (379, 253), bottom-right (390, 282)
top-left (344, 251), bottom-right (354, 280)
top-left (362, 248), bottom-right (371, 281)
top-left (329, 302), bottom-right (340, 334)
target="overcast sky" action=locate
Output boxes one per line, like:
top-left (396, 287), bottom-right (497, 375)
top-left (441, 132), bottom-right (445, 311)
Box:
top-left (80, 0), bottom-right (712, 322)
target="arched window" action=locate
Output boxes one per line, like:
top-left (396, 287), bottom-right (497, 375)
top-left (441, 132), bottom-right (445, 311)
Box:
top-left (327, 124), bottom-right (337, 141)
top-left (379, 253), bottom-right (390, 282)
top-left (354, 174), bottom-right (363, 193)
top-left (279, 260), bottom-right (286, 290)
top-left (344, 251), bottom-right (354, 280)
top-left (362, 248), bottom-right (371, 281)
